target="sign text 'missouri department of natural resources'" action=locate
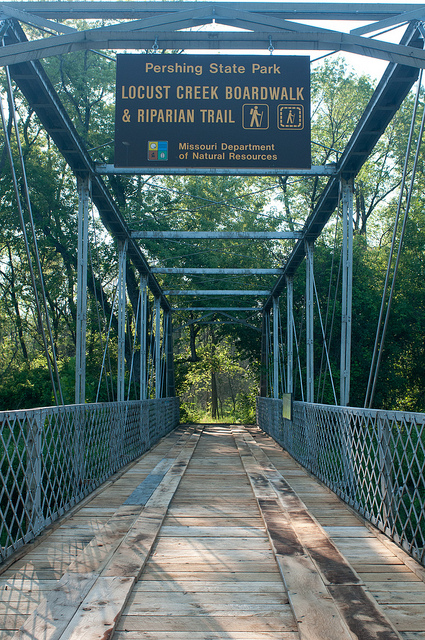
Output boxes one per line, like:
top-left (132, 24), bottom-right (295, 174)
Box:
top-left (115, 54), bottom-right (311, 170)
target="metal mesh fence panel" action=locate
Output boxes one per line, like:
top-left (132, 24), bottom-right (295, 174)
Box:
top-left (257, 397), bottom-right (425, 566)
top-left (0, 398), bottom-right (179, 562)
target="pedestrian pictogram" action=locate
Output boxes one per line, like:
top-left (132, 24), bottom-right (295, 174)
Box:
top-left (277, 105), bottom-right (304, 130)
top-left (242, 104), bottom-right (269, 130)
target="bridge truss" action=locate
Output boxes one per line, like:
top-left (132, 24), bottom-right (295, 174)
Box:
top-left (1, 2), bottom-right (425, 564)
top-left (1, 1), bottom-right (424, 408)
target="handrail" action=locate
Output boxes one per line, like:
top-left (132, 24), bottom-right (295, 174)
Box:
top-left (257, 397), bottom-right (425, 567)
top-left (0, 398), bottom-right (179, 563)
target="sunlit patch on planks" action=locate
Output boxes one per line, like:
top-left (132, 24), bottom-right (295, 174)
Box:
top-left (1, 423), bottom-right (425, 640)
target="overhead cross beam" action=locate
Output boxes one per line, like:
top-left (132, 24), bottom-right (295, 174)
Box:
top-left (151, 268), bottom-right (282, 275)
top-left (0, 2), bottom-right (423, 22)
top-left (132, 231), bottom-right (301, 240)
top-left (2, 22), bottom-right (425, 69)
top-left (2, 3), bottom-right (425, 68)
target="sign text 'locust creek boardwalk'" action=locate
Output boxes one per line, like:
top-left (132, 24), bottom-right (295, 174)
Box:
top-left (1, 424), bottom-right (425, 640)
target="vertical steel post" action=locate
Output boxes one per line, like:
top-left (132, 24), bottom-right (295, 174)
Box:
top-left (305, 241), bottom-right (314, 403)
top-left (75, 176), bottom-right (90, 405)
top-left (117, 240), bottom-right (127, 402)
top-left (260, 311), bottom-right (268, 397)
top-left (340, 179), bottom-right (354, 406)
top-left (165, 311), bottom-right (176, 397)
top-left (286, 276), bottom-right (294, 394)
top-left (140, 275), bottom-right (148, 400)
top-left (273, 296), bottom-right (279, 399)
top-left (155, 297), bottom-right (161, 399)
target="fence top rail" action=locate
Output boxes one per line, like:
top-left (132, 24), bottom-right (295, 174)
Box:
top-left (257, 397), bottom-right (425, 425)
top-left (293, 400), bottom-right (425, 425)
top-left (0, 397), bottom-right (179, 421)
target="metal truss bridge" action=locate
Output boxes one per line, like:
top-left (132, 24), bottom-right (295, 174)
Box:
top-left (1, 3), bottom-right (425, 639)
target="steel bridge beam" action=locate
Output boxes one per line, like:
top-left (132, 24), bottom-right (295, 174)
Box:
top-left (164, 290), bottom-right (270, 296)
top-left (132, 231), bottom-right (301, 240)
top-left (151, 268), bottom-right (282, 275)
top-left (117, 241), bottom-right (127, 403)
top-left (173, 307), bottom-right (259, 312)
top-left (1, 3), bottom-right (421, 22)
top-left (264, 21), bottom-right (423, 311)
top-left (98, 165), bottom-right (337, 178)
top-left (2, 25), bottom-right (425, 69)
top-left (3, 20), bottom-right (170, 313)
top-left (75, 176), bottom-right (90, 405)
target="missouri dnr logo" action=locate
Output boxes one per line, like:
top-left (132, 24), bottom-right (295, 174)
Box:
top-left (148, 141), bottom-right (168, 161)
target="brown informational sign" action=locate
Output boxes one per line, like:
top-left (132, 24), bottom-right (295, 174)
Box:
top-left (115, 54), bottom-right (310, 170)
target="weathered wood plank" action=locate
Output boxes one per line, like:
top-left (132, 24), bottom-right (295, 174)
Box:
top-left (150, 549), bottom-right (276, 562)
top-left (328, 584), bottom-right (401, 639)
top-left (132, 580), bottom-right (285, 593)
top-left (59, 576), bottom-right (134, 640)
top-left (102, 432), bottom-right (202, 578)
top-left (126, 592), bottom-right (289, 606)
top-left (113, 633), bottom-right (298, 640)
top-left (371, 590), bottom-right (425, 604)
top-left (355, 573), bottom-right (421, 582)
top-left (140, 571), bottom-right (283, 582)
top-left (377, 604), bottom-right (425, 632)
top-left (159, 526), bottom-right (265, 537)
top-left (116, 614), bottom-right (297, 632)
top-left (153, 537), bottom-right (270, 550)
top-left (145, 562), bottom-right (280, 573)
top-left (11, 573), bottom-right (98, 640)
top-left (123, 602), bottom-right (292, 616)
top-left (276, 554), bottom-right (354, 640)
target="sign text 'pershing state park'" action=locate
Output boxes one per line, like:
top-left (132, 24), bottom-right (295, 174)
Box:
top-left (115, 54), bottom-right (311, 170)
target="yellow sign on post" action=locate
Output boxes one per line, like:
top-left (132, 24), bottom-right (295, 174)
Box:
top-left (282, 394), bottom-right (293, 421)
top-left (115, 54), bottom-right (310, 170)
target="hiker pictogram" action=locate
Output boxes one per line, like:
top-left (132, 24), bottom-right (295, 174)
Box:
top-left (242, 104), bottom-right (269, 130)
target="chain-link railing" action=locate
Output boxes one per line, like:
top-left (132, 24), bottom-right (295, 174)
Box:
top-left (257, 397), bottom-right (425, 566)
top-left (0, 398), bottom-right (179, 563)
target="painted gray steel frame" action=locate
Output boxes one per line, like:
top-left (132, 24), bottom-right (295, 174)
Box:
top-left (286, 276), bottom-right (294, 394)
top-left (132, 231), bottom-right (301, 239)
top-left (117, 241), bottom-right (127, 402)
top-left (340, 180), bottom-right (354, 407)
top-left (140, 275), bottom-right (148, 401)
top-left (2, 14), bottom-right (422, 318)
top-left (3, 20), bottom-right (170, 313)
top-left (1, 6), bottom-right (423, 400)
top-left (173, 307), bottom-right (259, 311)
top-left (305, 242), bottom-right (314, 403)
top-left (164, 289), bottom-right (271, 296)
top-left (2, 4), bottom-right (425, 68)
top-left (1, 3), bottom-right (422, 22)
top-left (151, 268), bottom-right (282, 275)
top-left (264, 21), bottom-right (423, 311)
top-left (75, 177), bottom-right (90, 405)
top-left (98, 165), bottom-right (337, 178)
top-left (273, 297), bottom-right (279, 399)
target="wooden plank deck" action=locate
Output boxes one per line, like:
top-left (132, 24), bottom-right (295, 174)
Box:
top-left (1, 423), bottom-right (425, 640)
